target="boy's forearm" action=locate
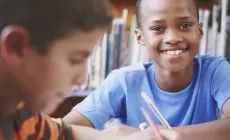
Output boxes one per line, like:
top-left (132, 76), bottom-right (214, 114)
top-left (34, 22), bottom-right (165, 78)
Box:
top-left (71, 125), bottom-right (128, 140)
top-left (71, 125), bottom-right (102, 140)
top-left (174, 117), bottom-right (230, 140)
top-left (52, 118), bottom-right (108, 140)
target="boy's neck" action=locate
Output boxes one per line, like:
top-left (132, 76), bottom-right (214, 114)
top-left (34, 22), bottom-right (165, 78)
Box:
top-left (0, 76), bottom-right (21, 117)
top-left (154, 64), bottom-right (193, 93)
top-left (0, 95), bottom-right (19, 117)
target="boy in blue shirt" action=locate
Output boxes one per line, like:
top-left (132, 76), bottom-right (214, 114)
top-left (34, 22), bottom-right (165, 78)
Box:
top-left (64, 0), bottom-right (230, 139)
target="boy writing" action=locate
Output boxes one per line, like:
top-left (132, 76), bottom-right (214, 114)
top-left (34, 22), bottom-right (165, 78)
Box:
top-left (0, 0), bottom-right (159, 139)
top-left (64, 0), bottom-right (230, 139)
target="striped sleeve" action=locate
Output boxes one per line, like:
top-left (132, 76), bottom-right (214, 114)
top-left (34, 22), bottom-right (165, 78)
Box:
top-left (36, 113), bottom-right (72, 140)
top-left (14, 102), bottom-right (72, 140)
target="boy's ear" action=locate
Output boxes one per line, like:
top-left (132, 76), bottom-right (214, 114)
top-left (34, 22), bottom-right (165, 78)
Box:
top-left (0, 25), bottom-right (29, 65)
top-left (135, 28), bottom-right (146, 46)
top-left (198, 23), bottom-right (204, 39)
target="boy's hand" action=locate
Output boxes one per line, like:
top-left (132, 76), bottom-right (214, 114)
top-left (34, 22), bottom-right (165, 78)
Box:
top-left (71, 124), bottom-right (158, 140)
top-left (103, 125), bottom-right (163, 140)
top-left (127, 128), bottom-right (158, 140)
top-left (160, 129), bottom-right (181, 140)
top-left (128, 128), bottom-right (182, 140)
top-left (103, 124), bottom-right (139, 135)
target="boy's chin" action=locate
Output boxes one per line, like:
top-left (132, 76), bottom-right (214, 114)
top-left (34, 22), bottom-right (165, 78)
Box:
top-left (164, 63), bottom-right (190, 73)
top-left (29, 99), bottom-right (63, 114)
top-left (45, 101), bottom-right (64, 114)
top-left (41, 104), bottom-right (59, 114)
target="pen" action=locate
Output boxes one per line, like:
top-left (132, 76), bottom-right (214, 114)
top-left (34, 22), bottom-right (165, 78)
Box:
top-left (141, 107), bottom-right (165, 140)
top-left (141, 92), bottom-right (172, 129)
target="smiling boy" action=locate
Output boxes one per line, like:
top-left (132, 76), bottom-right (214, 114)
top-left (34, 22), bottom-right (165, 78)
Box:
top-left (64, 0), bottom-right (230, 139)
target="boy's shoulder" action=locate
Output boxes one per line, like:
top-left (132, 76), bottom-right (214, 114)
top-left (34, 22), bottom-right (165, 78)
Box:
top-left (114, 62), bottom-right (153, 75)
top-left (198, 54), bottom-right (226, 62)
top-left (197, 55), bottom-right (227, 68)
top-left (107, 62), bottom-right (153, 87)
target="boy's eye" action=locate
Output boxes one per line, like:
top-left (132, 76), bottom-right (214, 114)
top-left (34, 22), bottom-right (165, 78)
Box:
top-left (150, 26), bottom-right (165, 32)
top-left (180, 23), bottom-right (192, 29)
top-left (70, 58), bottom-right (84, 65)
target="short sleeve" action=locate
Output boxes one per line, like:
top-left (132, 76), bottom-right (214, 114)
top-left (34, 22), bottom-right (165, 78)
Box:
top-left (211, 58), bottom-right (230, 112)
top-left (14, 103), bottom-right (71, 140)
top-left (36, 114), bottom-right (72, 140)
top-left (73, 70), bottom-right (125, 130)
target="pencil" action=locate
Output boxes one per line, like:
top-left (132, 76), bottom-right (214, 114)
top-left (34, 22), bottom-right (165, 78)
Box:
top-left (141, 107), bottom-right (165, 140)
top-left (141, 92), bottom-right (172, 129)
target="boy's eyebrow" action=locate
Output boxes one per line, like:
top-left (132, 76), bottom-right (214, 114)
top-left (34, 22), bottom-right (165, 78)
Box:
top-left (151, 20), bottom-right (165, 24)
top-left (175, 16), bottom-right (194, 20)
top-left (150, 16), bottom-right (194, 24)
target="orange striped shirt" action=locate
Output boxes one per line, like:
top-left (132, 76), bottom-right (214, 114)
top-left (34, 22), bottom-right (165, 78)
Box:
top-left (0, 102), bottom-right (72, 140)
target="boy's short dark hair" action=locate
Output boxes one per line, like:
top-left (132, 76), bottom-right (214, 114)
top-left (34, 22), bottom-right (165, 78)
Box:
top-left (136, 0), bottom-right (199, 28)
top-left (0, 0), bottom-right (113, 53)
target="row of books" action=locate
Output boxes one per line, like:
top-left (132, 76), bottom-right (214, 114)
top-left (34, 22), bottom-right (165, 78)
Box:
top-left (82, 0), bottom-right (230, 91)
top-left (198, 0), bottom-right (229, 57)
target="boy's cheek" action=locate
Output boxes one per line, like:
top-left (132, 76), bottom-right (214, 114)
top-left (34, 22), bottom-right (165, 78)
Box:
top-left (145, 46), bottom-right (161, 62)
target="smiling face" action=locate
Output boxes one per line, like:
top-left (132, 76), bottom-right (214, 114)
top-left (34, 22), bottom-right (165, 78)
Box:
top-left (136, 0), bottom-right (203, 72)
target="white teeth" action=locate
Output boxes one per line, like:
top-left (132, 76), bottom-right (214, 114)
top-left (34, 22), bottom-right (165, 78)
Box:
top-left (162, 49), bottom-right (186, 56)
top-left (175, 50), bottom-right (180, 55)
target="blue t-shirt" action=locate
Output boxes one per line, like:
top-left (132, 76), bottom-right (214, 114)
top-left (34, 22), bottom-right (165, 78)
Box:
top-left (73, 55), bottom-right (230, 130)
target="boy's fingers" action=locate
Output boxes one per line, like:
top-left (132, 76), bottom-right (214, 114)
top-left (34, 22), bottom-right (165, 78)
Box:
top-left (157, 125), bottom-right (165, 129)
top-left (128, 129), bottom-right (157, 140)
top-left (160, 129), bottom-right (181, 140)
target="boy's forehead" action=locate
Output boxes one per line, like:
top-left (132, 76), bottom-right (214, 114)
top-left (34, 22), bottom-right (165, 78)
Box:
top-left (50, 29), bottom-right (103, 55)
top-left (141, 0), bottom-right (197, 21)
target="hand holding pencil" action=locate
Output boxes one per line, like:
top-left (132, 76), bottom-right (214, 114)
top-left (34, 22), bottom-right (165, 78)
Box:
top-left (140, 92), bottom-right (182, 140)
top-left (140, 108), bottom-right (181, 140)
top-left (141, 107), bottom-right (165, 140)
top-left (141, 92), bottom-right (172, 129)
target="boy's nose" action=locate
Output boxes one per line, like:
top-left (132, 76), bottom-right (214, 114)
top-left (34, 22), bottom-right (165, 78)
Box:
top-left (75, 75), bottom-right (87, 86)
top-left (72, 63), bottom-right (88, 89)
top-left (163, 29), bottom-right (183, 45)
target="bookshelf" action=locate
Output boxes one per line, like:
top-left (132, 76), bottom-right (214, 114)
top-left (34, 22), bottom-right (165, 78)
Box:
top-left (111, 0), bottom-right (218, 30)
